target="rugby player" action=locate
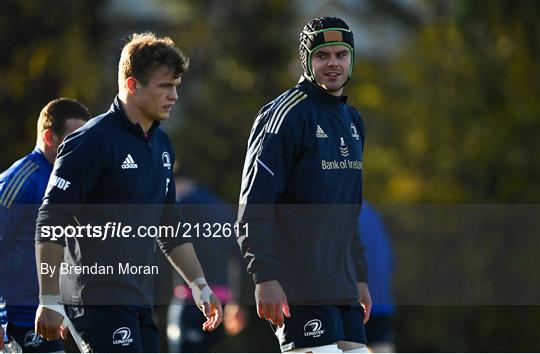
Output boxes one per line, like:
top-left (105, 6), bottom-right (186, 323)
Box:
top-left (237, 17), bottom-right (371, 353)
top-left (0, 98), bottom-right (90, 352)
top-left (34, 33), bottom-right (223, 352)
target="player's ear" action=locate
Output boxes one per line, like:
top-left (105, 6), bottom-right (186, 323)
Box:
top-left (42, 128), bottom-right (59, 148)
top-left (126, 77), bottom-right (139, 95)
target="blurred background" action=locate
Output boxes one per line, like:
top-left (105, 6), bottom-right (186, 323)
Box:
top-left (1, 0), bottom-right (539, 351)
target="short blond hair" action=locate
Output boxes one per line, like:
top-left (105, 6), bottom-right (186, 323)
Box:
top-left (118, 32), bottom-right (189, 87)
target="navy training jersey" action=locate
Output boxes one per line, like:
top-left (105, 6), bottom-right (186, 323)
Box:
top-left (0, 148), bottom-right (52, 326)
top-left (237, 78), bottom-right (367, 303)
top-left (35, 97), bottom-right (189, 306)
top-left (177, 186), bottom-right (238, 289)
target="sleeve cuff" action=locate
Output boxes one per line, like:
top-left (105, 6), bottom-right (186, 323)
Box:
top-left (158, 238), bottom-right (192, 256)
top-left (252, 269), bottom-right (278, 284)
top-left (35, 235), bottom-right (66, 247)
top-left (355, 267), bottom-right (368, 283)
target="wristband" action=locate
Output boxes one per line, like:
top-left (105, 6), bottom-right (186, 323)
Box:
top-left (188, 277), bottom-right (208, 288)
top-left (39, 294), bottom-right (67, 321)
top-left (188, 278), bottom-right (213, 308)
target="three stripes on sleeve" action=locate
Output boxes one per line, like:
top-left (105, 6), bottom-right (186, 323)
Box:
top-left (240, 89), bottom-right (307, 204)
top-left (0, 160), bottom-right (39, 209)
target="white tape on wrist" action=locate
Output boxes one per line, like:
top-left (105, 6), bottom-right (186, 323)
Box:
top-left (189, 277), bottom-right (208, 287)
top-left (39, 294), bottom-right (67, 321)
top-left (188, 277), bottom-right (213, 307)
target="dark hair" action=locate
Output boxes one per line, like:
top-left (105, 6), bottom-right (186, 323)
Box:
top-left (118, 32), bottom-right (189, 86)
top-left (37, 98), bottom-right (91, 137)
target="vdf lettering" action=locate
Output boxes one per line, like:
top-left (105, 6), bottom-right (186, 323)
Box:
top-left (52, 175), bottom-right (71, 191)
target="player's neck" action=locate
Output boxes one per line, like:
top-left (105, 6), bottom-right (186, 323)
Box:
top-left (327, 88), bottom-right (344, 97)
top-left (36, 141), bottom-right (55, 165)
top-left (118, 94), bottom-right (153, 134)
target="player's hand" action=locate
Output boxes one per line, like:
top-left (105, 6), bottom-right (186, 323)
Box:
top-left (255, 280), bottom-right (290, 327)
top-left (191, 282), bottom-right (223, 332)
top-left (224, 303), bottom-right (248, 336)
top-left (200, 292), bottom-right (223, 332)
top-left (358, 282), bottom-right (372, 324)
top-left (34, 305), bottom-right (69, 341)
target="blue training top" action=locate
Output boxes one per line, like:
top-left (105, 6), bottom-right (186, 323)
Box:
top-left (0, 148), bottom-right (52, 327)
top-left (178, 185), bottom-right (238, 289)
top-left (358, 202), bottom-right (395, 316)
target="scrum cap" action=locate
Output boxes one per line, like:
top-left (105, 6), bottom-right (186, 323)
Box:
top-left (299, 17), bottom-right (354, 87)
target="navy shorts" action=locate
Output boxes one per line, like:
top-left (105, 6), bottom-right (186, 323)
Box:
top-left (271, 304), bottom-right (366, 352)
top-left (65, 305), bottom-right (159, 353)
top-left (6, 322), bottom-right (64, 353)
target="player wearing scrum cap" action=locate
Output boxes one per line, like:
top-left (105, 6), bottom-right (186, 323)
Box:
top-left (237, 17), bottom-right (371, 353)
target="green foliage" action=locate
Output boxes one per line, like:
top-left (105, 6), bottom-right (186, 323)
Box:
top-left (354, 0), bottom-right (540, 203)
top-left (396, 305), bottom-right (540, 352)
top-left (0, 1), bottom-right (538, 351)
top-left (0, 0), bottom-right (107, 168)
top-left (167, 0), bottom-right (297, 202)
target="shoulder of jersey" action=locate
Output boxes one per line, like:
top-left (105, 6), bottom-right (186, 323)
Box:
top-left (65, 112), bottom-right (112, 143)
top-left (261, 88), bottom-right (309, 135)
top-left (154, 125), bottom-right (171, 141)
top-left (349, 105), bottom-right (364, 121)
top-left (83, 112), bottom-right (116, 132)
top-left (0, 157), bottom-right (40, 209)
top-left (348, 105), bottom-right (364, 126)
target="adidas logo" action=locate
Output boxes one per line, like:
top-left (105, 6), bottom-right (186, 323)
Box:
top-left (316, 125), bottom-right (328, 138)
top-left (121, 154), bottom-right (138, 169)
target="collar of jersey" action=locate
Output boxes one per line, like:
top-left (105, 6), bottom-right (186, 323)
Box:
top-left (298, 76), bottom-right (348, 106)
top-left (112, 96), bottom-right (161, 140)
top-left (31, 146), bottom-right (53, 170)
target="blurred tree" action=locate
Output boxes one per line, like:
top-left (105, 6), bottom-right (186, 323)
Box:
top-left (0, 0), bottom-right (538, 351)
top-left (167, 0), bottom-right (298, 202)
top-left (0, 0), bottom-right (108, 169)
top-left (349, 0), bottom-right (540, 203)
top-left (341, 1), bottom-right (540, 352)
